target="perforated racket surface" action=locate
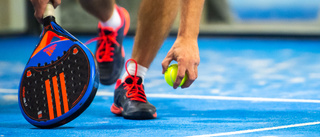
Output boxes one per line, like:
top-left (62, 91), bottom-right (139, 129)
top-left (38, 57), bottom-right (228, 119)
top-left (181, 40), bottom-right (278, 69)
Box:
top-left (18, 4), bottom-right (98, 128)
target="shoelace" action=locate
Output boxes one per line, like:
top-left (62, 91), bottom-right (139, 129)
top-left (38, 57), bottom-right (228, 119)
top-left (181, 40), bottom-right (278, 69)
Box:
top-left (85, 28), bottom-right (120, 62)
top-left (123, 59), bottom-right (147, 103)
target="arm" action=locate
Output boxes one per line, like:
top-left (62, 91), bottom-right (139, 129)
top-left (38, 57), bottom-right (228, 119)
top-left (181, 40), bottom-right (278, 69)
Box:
top-left (178, 0), bottom-right (204, 40)
top-left (30, 0), bottom-right (61, 23)
top-left (162, 0), bottom-right (205, 89)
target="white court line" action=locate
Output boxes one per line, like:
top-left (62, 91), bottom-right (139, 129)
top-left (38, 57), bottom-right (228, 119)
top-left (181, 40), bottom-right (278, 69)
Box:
top-left (188, 121), bottom-right (320, 137)
top-left (3, 89), bottom-right (320, 103)
top-left (97, 91), bottom-right (320, 103)
top-left (0, 89), bottom-right (18, 93)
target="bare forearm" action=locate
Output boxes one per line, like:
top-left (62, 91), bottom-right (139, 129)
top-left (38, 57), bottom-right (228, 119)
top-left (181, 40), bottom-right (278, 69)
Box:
top-left (178, 0), bottom-right (205, 40)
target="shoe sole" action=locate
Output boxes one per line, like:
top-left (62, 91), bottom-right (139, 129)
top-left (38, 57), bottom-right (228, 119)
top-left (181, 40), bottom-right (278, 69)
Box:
top-left (110, 103), bottom-right (157, 120)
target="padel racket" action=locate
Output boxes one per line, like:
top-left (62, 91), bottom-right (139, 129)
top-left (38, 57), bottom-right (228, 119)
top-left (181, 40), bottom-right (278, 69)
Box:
top-left (18, 2), bottom-right (99, 128)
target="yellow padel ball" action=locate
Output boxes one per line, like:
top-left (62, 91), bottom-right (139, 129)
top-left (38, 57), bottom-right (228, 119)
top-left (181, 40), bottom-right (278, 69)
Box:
top-left (164, 64), bottom-right (188, 87)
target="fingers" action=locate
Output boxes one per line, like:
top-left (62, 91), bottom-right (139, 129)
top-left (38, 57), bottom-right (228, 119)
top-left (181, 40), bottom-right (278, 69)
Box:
top-left (173, 59), bottom-right (186, 89)
top-left (177, 57), bottom-right (199, 89)
top-left (52, 0), bottom-right (61, 8)
top-left (162, 38), bottom-right (200, 89)
top-left (31, 0), bottom-right (48, 23)
top-left (30, 0), bottom-right (61, 23)
top-left (161, 55), bottom-right (173, 74)
top-left (181, 63), bottom-right (198, 88)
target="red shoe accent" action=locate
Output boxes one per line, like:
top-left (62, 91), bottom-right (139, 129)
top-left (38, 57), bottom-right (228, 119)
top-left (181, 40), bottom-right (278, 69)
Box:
top-left (115, 79), bottom-right (122, 89)
top-left (153, 112), bottom-right (157, 118)
top-left (121, 46), bottom-right (125, 58)
top-left (85, 28), bottom-right (119, 63)
top-left (110, 103), bottom-right (122, 115)
top-left (118, 7), bottom-right (130, 35)
top-left (123, 59), bottom-right (147, 103)
top-left (85, 5), bottom-right (130, 63)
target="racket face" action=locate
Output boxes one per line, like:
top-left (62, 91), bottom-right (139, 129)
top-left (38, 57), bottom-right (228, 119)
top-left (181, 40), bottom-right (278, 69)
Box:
top-left (18, 18), bottom-right (99, 128)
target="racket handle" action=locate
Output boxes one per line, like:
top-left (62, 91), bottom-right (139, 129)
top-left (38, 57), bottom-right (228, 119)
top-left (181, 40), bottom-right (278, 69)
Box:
top-left (43, 2), bottom-right (54, 19)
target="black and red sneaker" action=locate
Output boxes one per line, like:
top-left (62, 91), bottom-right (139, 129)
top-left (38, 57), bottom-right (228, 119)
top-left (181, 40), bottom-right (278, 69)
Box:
top-left (86, 5), bottom-right (130, 85)
top-left (110, 59), bottom-right (157, 119)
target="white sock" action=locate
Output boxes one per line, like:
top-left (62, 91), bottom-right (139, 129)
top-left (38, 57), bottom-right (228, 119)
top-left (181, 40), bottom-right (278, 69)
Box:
top-left (121, 63), bottom-right (148, 84)
top-left (100, 8), bottom-right (121, 29)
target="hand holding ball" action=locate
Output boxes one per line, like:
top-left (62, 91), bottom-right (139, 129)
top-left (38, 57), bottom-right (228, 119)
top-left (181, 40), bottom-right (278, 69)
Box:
top-left (164, 64), bottom-right (188, 87)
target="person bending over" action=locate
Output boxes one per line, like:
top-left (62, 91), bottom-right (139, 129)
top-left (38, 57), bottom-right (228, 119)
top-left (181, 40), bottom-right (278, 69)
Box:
top-left (30, 0), bottom-right (204, 119)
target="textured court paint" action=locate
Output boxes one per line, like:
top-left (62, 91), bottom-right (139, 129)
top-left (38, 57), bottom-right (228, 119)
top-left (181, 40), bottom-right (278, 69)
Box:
top-left (1, 96), bottom-right (320, 136)
top-left (189, 122), bottom-right (320, 137)
top-left (4, 89), bottom-right (320, 104)
top-left (97, 91), bottom-right (320, 103)
top-left (2, 36), bottom-right (320, 100)
top-left (0, 36), bottom-right (320, 136)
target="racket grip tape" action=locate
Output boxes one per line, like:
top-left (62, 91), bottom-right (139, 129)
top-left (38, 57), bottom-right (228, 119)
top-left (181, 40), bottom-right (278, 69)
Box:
top-left (43, 2), bottom-right (54, 19)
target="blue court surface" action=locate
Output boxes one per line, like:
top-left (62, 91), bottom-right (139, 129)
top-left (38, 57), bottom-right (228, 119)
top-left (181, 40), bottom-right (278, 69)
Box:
top-left (0, 36), bottom-right (320, 136)
top-left (229, 0), bottom-right (320, 21)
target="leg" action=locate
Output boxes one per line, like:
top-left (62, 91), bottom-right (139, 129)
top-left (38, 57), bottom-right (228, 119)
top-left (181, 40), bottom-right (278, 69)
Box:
top-left (132, 0), bottom-right (180, 68)
top-left (112, 0), bottom-right (180, 120)
top-left (78, 0), bottom-right (115, 21)
top-left (80, 0), bottom-right (130, 85)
